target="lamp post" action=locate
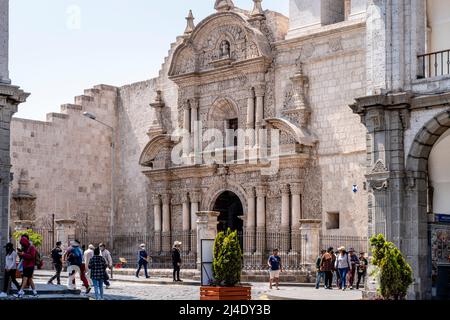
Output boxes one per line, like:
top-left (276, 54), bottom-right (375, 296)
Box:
top-left (83, 112), bottom-right (115, 249)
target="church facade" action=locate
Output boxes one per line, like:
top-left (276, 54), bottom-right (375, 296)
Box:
top-left (7, 1), bottom-right (450, 299)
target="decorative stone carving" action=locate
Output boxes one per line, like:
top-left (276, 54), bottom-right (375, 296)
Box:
top-left (328, 37), bottom-right (343, 53)
top-left (215, 0), bottom-right (234, 11)
top-left (152, 194), bottom-right (161, 206)
top-left (371, 160), bottom-right (388, 174)
top-left (282, 64), bottom-right (311, 128)
top-left (184, 10), bottom-right (195, 35)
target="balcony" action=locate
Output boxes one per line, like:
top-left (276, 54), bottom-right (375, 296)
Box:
top-left (418, 49), bottom-right (450, 79)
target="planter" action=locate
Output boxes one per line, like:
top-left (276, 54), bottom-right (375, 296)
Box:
top-left (200, 286), bottom-right (251, 301)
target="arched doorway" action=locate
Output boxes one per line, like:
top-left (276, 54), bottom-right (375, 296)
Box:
top-left (213, 191), bottom-right (244, 233)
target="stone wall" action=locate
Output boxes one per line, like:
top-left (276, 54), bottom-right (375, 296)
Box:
top-left (275, 21), bottom-right (368, 236)
top-left (10, 85), bottom-right (117, 241)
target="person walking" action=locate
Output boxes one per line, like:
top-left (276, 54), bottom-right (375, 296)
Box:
top-left (356, 252), bottom-right (368, 290)
top-left (335, 246), bottom-right (352, 291)
top-left (83, 244), bottom-right (95, 287)
top-left (65, 240), bottom-right (91, 294)
top-left (136, 244), bottom-right (150, 278)
top-left (268, 249), bottom-right (282, 290)
top-left (0, 243), bottom-right (21, 297)
top-left (99, 243), bottom-right (112, 288)
top-left (88, 247), bottom-right (107, 300)
top-left (172, 241), bottom-right (182, 282)
top-left (315, 250), bottom-right (326, 289)
top-left (16, 235), bottom-right (37, 298)
top-left (48, 241), bottom-right (63, 285)
top-left (347, 248), bottom-right (360, 290)
top-left (320, 247), bottom-right (335, 290)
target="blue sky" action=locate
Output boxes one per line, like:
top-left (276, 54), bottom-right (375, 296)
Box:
top-left (9, 1), bottom-right (289, 120)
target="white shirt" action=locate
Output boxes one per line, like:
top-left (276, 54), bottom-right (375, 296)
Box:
top-left (5, 251), bottom-right (18, 270)
top-left (84, 248), bottom-right (94, 267)
top-left (335, 254), bottom-right (351, 269)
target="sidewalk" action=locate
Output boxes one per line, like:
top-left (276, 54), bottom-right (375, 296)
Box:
top-left (34, 270), bottom-right (201, 286)
top-left (256, 285), bottom-right (363, 300)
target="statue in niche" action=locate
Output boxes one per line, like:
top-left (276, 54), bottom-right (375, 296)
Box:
top-left (220, 40), bottom-right (231, 58)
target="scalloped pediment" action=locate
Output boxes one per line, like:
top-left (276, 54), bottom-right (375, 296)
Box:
top-left (265, 117), bottom-right (318, 147)
top-left (169, 12), bottom-right (271, 77)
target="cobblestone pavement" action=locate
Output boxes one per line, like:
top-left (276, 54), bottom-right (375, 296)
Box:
top-left (30, 271), bottom-right (362, 300)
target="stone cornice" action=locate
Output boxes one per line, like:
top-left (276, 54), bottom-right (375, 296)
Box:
top-left (276, 20), bottom-right (366, 50)
top-left (350, 92), bottom-right (413, 115)
top-left (169, 56), bottom-right (272, 87)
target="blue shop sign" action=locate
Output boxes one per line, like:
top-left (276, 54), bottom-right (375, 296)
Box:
top-left (435, 214), bottom-right (450, 223)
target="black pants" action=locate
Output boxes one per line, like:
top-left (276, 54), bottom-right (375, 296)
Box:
top-left (48, 263), bottom-right (62, 284)
top-left (324, 271), bottom-right (333, 288)
top-left (136, 262), bottom-right (149, 278)
top-left (3, 269), bottom-right (21, 294)
top-left (173, 264), bottom-right (180, 281)
top-left (356, 272), bottom-right (366, 289)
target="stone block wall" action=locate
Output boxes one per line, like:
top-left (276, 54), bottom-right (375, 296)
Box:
top-left (10, 85), bottom-right (118, 240)
top-left (275, 22), bottom-right (368, 236)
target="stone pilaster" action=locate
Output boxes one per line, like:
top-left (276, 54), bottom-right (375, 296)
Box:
top-left (196, 211), bottom-right (219, 269)
top-left (246, 88), bottom-right (255, 129)
top-left (152, 194), bottom-right (162, 253)
top-left (244, 186), bottom-right (256, 254)
top-left (161, 193), bottom-right (171, 252)
top-left (280, 184), bottom-right (291, 252)
top-left (254, 85), bottom-right (265, 129)
top-left (255, 185), bottom-right (266, 255)
top-left (55, 219), bottom-right (76, 247)
top-left (299, 219), bottom-right (321, 269)
top-left (290, 183), bottom-right (303, 253)
top-left (0, 0), bottom-right (10, 84)
top-left (190, 191), bottom-right (201, 252)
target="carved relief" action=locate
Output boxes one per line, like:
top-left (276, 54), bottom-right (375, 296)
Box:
top-left (328, 37), bottom-right (343, 53)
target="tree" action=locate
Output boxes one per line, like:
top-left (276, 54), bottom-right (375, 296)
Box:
top-left (370, 234), bottom-right (413, 300)
top-left (212, 228), bottom-right (243, 286)
top-left (13, 229), bottom-right (43, 248)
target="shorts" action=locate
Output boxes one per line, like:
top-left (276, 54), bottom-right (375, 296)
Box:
top-left (22, 267), bottom-right (34, 278)
top-left (270, 270), bottom-right (281, 279)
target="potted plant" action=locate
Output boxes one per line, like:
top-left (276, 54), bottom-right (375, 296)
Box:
top-left (369, 234), bottom-right (413, 300)
top-left (200, 229), bottom-right (251, 300)
top-left (13, 229), bottom-right (43, 278)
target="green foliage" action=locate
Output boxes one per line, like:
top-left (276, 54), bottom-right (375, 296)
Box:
top-left (370, 234), bottom-right (413, 300)
top-left (212, 228), bottom-right (243, 287)
top-left (13, 229), bottom-right (43, 248)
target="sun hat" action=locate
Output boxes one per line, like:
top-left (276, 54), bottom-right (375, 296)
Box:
top-left (338, 246), bottom-right (346, 251)
top-left (173, 241), bottom-right (182, 246)
top-left (140, 243), bottom-right (146, 248)
top-left (88, 244), bottom-right (95, 250)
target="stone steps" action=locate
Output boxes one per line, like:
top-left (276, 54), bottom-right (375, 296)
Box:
top-left (6, 284), bottom-right (88, 300)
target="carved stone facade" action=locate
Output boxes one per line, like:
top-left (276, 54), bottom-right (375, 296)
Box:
top-left (10, 1), bottom-right (369, 274)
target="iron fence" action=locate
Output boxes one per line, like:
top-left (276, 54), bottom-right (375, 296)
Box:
top-left (319, 234), bottom-right (369, 254)
top-left (31, 227), bottom-right (54, 257)
top-left (418, 49), bottom-right (450, 78)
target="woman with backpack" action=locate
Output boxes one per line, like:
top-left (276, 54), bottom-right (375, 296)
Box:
top-left (88, 247), bottom-right (107, 300)
top-left (0, 243), bottom-right (21, 297)
top-left (334, 246), bottom-right (352, 291)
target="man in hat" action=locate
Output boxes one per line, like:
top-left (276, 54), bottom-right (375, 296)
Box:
top-left (48, 241), bottom-right (63, 285)
top-left (65, 240), bottom-right (91, 293)
top-left (136, 243), bottom-right (150, 278)
top-left (348, 248), bottom-right (360, 290)
top-left (172, 241), bottom-right (182, 282)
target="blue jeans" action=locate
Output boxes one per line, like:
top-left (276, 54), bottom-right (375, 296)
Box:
top-left (136, 261), bottom-right (149, 278)
top-left (315, 271), bottom-right (325, 288)
top-left (92, 279), bottom-right (104, 300)
top-left (338, 268), bottom-right (349, 289)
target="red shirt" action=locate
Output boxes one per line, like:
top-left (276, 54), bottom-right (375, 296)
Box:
top-left (20, 237), bottom-right (36, 268)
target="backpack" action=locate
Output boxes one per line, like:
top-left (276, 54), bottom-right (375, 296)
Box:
top-left (35, 249), bottom-right (43, 269)
top-left (68, 247), bottom-right (83, 266)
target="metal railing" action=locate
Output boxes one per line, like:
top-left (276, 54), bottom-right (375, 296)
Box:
top-left (319, 234), bottom-right (369, 254)
top-left (418, 49), bottom-right (450, 78)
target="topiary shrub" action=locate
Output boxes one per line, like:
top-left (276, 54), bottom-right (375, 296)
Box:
top-left (370, 234), bottom-right (413, 300)
top-left (212, 228), bottom-right (243, 287)
top-left (13, 229), bottom-right (43, 248)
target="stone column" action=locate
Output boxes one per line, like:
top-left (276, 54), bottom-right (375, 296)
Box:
top-left (280, 184), bottom-right (291, 252)
top-left (196, 211), bottom-right (219, 270)
top-left (190, 191), bottom-right (201, 253)
top-left (246, 88), bottom-right (255, 129)
top-left (290, 183), bottom-right (302, 252)
top-left (181, 193), bottom-right (190, 251)
top-left (254, 85), bottom-right (265, 129)
top-left (255, 185), bottom-right (266, 255)
top-left (55, 219), bottom-right (77, 248)
top-left (190, 99), bottom-right (201, 164)
top-left (183, 103), bottom-right (190, 133)
top-left (299, 219), bottom-right (321, 270)
top-left (153, 194), bottom-right (162, 253)
top-left (245, 186), bottom-right (256, 254)
top-left (161, 193), bottom-right (171, 253)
